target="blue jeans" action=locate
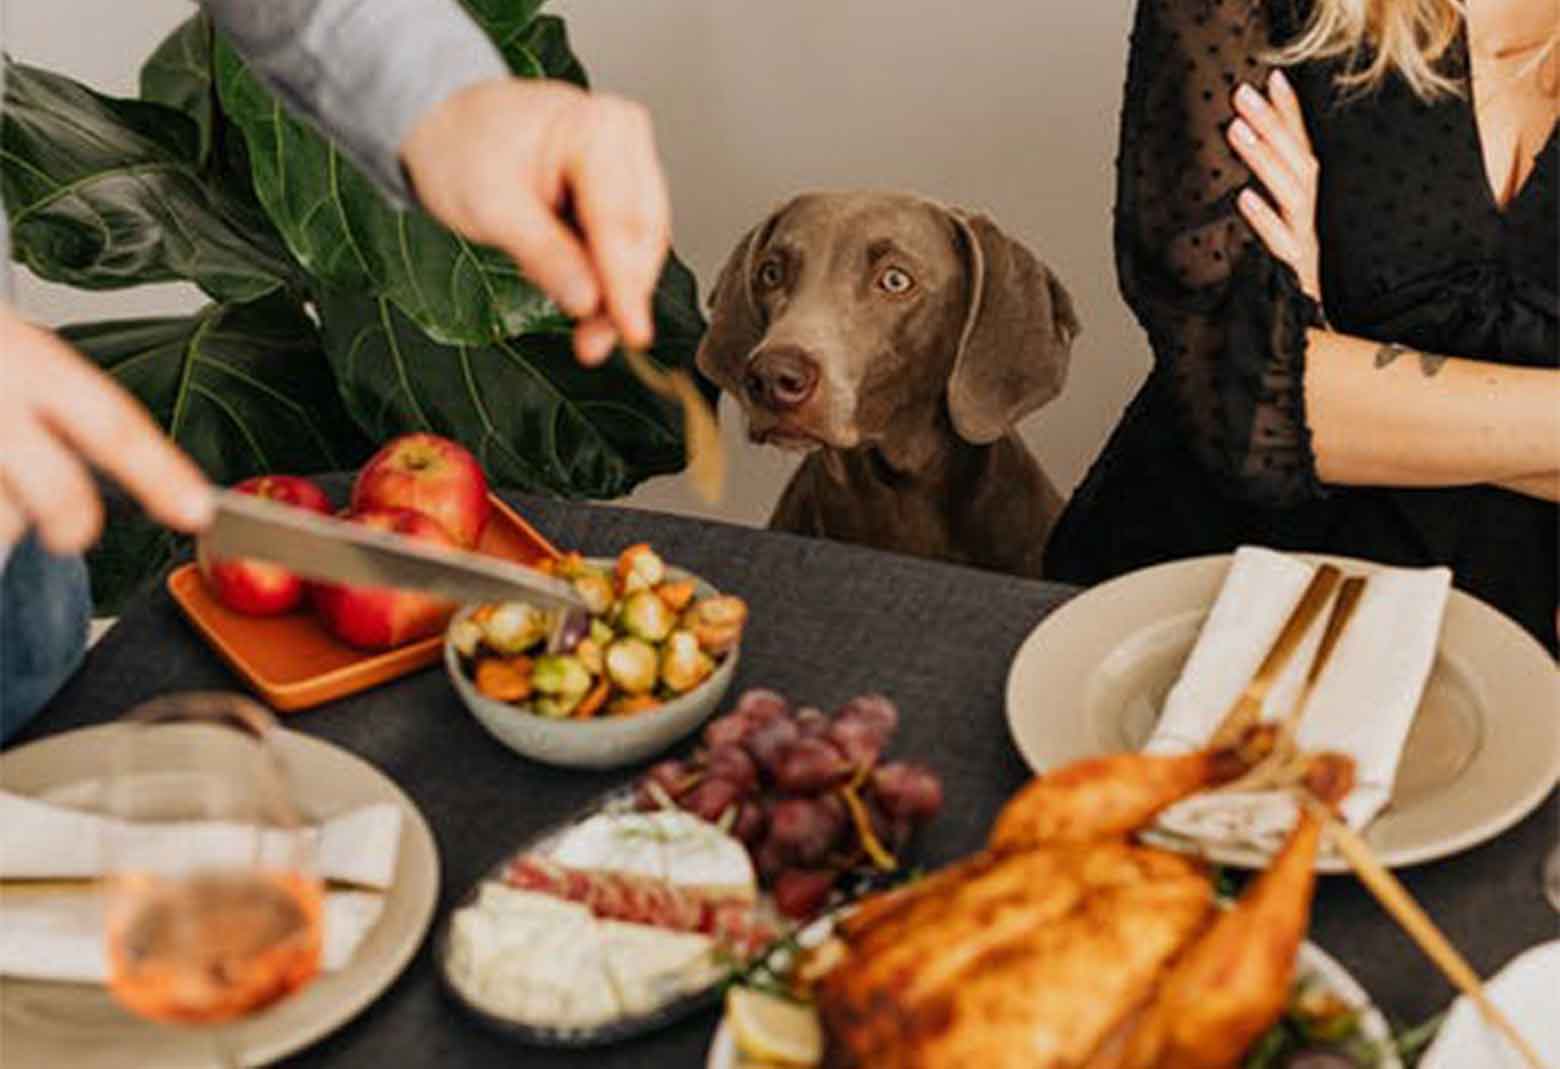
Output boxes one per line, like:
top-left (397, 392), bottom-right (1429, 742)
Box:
top-left (0, 534), bottom-right (91, 742)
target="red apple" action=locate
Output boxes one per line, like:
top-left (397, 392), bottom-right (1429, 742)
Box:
top-left (197, 475), bottom-right (333, 616)
top-left (351, 433), bottom-right (491, 547)
top-left (309, 508), bottom-right (460, 650)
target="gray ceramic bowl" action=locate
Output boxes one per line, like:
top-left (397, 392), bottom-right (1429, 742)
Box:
top-left (445, 563), bottom-right (738, 769)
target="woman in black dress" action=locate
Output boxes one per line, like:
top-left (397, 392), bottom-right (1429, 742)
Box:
top-left (1045, 0), bottom-right (1559, 653)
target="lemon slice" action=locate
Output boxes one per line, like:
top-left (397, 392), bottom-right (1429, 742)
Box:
top-left (726, 986), bottom-right (823, 1067)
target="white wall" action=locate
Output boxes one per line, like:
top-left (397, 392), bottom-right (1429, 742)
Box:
top-left (8, 1), bottom-right (1148, 528)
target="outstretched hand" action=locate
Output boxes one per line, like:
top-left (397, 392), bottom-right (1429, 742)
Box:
top-left (0, 306), bottom-right (213, 554)
top-left (401, 78), bottom-right (672, 367)
top-left (1227, 69), bottom-right (1323, 304)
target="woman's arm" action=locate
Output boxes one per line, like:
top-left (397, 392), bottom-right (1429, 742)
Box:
top-left (1225, 67), bottom-right (1560, 497)
top-left (1305, 332), bottom-right (1560, 494)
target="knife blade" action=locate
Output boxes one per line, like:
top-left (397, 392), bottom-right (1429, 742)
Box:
top-left (204, 490), bottom-right (587, 611)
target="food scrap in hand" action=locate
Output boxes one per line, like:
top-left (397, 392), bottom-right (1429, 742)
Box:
top-left (454, 543), bottom-right (747, 719)
top-left (632, 689), bottom-right (944, 921)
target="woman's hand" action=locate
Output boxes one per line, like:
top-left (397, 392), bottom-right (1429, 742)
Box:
top-left (1227, 69), bottom-right (1322, 303)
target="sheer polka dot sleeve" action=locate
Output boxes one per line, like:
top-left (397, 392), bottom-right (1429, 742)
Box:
top-left (1115, 0), bottom-right (1327, 506)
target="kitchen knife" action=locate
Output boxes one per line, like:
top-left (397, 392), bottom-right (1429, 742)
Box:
top-left (204, 490), bottom-right (587, 611)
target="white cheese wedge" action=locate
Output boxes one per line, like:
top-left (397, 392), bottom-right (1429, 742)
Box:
top-left (447, 884), bottom-right (618, 1029)
top-left (446, 880), bottom-right (732, 1031)
top-left (597, 918), bottom-right (721, 1017)
top-left (547, 810), bottom-right (757, 903)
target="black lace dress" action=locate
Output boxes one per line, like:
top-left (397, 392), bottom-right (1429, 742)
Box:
top-left (1045, 0), bottom-right (1559, 653)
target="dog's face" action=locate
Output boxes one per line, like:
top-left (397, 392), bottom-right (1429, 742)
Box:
top-left (696, 191), bottom-right (1080, 466)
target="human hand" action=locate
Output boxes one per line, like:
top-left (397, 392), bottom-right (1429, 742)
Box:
top-left (1228, 69), bottom-right (1322, 303)
top-left (0, 306), bottom-right (212, 554)
top-left (401, 78), bottom-right (671, 366)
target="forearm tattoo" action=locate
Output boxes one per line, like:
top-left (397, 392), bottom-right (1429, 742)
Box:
top-left (1373, 342), bottom-right (1448, 377)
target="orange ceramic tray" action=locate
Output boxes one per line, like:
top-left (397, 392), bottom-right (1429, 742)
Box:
top-left (168, 495), bottom-right (562, 712)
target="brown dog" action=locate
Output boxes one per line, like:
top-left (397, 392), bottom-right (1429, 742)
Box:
top-left (696, 191), bottom-right (1080, 578)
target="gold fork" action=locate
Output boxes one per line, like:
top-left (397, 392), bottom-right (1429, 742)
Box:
top-left (1209, 563), bottom-right (1344, 749)
top-left (622, 349), bottom-right (725, 506)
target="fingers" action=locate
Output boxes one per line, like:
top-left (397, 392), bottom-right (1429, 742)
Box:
top-left (568, 96), bottom-right (670, 352)
top-left (22, 323), bottom-right (213, 535)
top-left (0, 496), bottom-right (25, 552)
top-left (573, 315), bottom-right (619, 367)
top-left (1237, 188), bottom-right (1298, 264)
top-left (0, 419), bottom-right (103, 554)
top-left (490, 198), bottom-right (602, 319)
top-left (1266, 69), bottom-right (1313, 154)
top-left (1231, 82), bottom-right (1315, 204)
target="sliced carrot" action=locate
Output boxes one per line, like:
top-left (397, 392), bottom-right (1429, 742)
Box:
top-left (654, 580), bottom-right (697, 613)
top-left (608, 694), bottom-right (661, 717)
top-left (573, 678), bottom-right (611, 719)
top-left (470, 604), bottom-right (497, 626)
top-left (475, 658), bottom-right (532, 703)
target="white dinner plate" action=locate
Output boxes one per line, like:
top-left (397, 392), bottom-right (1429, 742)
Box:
top-left (1420, 940), bottom-right (1560, 1069)
top-left (1005, 553), bottom-right (1560, 871)
top-left (704, 939), bottom-right (1402, 1068)
top-left (0, 725), bottom-right (439, 1068)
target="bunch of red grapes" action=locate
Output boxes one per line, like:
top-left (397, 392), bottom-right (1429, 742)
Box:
top-left (635, 689), bottom-right (943, 919)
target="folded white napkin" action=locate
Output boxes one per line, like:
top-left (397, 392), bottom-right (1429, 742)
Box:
top-left (0, 791), bottom-right (402, 889)
top-left (0, 790), bottom-right (401, 983)
top-left (1422, 940), bottom-right (1560, 1069)
top-left (1148, 546), bottom-right (1450, 847)
top-left (0, 888), bottom-right (385, 983)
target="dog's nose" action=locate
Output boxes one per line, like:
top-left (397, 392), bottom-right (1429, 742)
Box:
top-left (745, 347), bottom-right (819, 412)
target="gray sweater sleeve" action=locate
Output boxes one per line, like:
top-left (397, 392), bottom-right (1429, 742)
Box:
top-left (203, 0), bottom-right (509, 206)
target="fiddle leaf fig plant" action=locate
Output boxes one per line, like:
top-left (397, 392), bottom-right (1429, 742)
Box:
top-left (0, 3), bottom-right (708, 612)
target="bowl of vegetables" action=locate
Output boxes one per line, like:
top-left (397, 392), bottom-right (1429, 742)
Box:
top-left (446, 544), bottom-right (746, 769)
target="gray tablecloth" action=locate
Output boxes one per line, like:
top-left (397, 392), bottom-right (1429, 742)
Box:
top-left (16, 491), bottom-right (1557, 1067)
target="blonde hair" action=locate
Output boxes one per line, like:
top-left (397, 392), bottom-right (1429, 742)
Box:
top-left (1278, 0), bottom-right (1560, 100)
top-left (1274, 0), bottom-right (1467, 99)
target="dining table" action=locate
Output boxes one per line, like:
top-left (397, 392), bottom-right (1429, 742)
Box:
top-left (12, 486), bottom-right (1557, 1067)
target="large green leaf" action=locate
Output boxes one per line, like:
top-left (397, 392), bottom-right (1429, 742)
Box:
top-left (316, 256), bottom-right (706, 499)
top-left (140, 12), bottom-right (218, 166)
top-left (64, 296), bottom-right (373, 610)
top-left (140, 13), bottom-right (286, 255)
top-left (0, 59), bottom-right (301, 301)
top-left (211, 5), bottom-right (591, 346)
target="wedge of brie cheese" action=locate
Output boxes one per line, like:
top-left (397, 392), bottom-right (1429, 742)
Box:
top-left (550, 809), bottom-right (757, 903)
top-left (446, 812), bottom-right (764, 1031)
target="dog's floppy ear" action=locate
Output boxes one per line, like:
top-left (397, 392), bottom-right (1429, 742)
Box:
top-left (945, 211), bottom-right (1081, 444)
top-left (695, 200), bottom-right (793, 382)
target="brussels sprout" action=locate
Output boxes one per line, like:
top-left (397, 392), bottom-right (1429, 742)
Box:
top-left (615, 543), bottom-right (665, 594)
top-left (449, 616), bottom-right (484, 658)
top-left (571, 571), bottom-right (615, 616)
top-left (575, 637), bottom-right (605, 675)
top-left (589, 618), bottom-right (614, 647)
top-left (481, 601), bottom-right (552, 654)
top-left (605, 638), bottom-right (658, 695)
top-left (532, 654), bottom-right (592, 699)
top-left (533, 694), bottom-right (582, 719)
top-left (620, 590), bottom-right (675, 642)
top-left (661, 630), bottom-right (715, 694)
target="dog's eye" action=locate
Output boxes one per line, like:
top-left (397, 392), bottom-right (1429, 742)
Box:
top-left (755, 259), bottom-right (785, 291)
top-left (877, 267), bottom-right (915, 295)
